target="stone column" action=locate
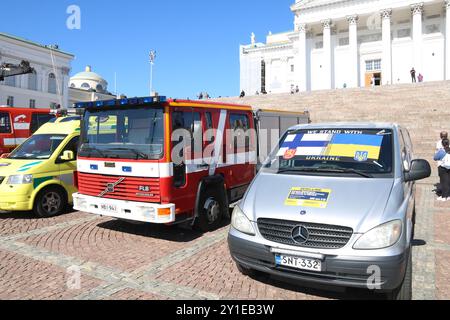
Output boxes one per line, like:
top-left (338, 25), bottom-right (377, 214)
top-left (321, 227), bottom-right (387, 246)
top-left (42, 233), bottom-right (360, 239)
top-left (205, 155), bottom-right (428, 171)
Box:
top-left (445, 0), bottom-right (450, 79)
top-left (381, 9), bottom-right (392, 85)
top-left (411, 3), bottom-right (424, 74)
top-left (322, 19), bottom-right (332, 89)
top-left (347, 15), bottom-right (359, 87)
top-left (297, 23), bottom-right (308, 91)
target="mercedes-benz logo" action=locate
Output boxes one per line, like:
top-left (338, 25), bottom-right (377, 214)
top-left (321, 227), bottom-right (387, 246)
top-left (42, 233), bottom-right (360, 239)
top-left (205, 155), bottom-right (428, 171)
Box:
top-left (292, 225), bottom-right (310, 244)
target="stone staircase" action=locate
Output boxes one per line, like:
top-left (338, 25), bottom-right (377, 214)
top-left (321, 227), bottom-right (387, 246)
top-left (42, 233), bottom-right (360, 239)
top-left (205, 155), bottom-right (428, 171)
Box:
top-left (216, 80), bottom-right (450, 184)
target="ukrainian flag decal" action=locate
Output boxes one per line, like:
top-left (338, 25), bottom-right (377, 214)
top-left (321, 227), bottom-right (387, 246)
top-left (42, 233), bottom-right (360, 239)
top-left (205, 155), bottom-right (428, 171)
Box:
top-left (277, 131), bottom-right (384, 163)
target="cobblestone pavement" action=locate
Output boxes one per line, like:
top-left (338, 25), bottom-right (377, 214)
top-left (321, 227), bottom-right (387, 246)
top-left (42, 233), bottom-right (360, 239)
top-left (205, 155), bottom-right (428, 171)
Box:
top-left (0, 183), bottom-right (448, 300)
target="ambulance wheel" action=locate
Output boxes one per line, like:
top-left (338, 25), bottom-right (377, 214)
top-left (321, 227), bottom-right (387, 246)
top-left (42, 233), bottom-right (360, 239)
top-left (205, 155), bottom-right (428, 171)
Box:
top-left (34, 186), bottom-right (67, 218)
top-left (194, 187), bottom-right (225, 232)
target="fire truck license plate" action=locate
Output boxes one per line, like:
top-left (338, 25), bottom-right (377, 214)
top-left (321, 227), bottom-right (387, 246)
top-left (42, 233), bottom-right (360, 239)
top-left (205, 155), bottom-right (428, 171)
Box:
top-left (101, 204), bottom-right (118, 213)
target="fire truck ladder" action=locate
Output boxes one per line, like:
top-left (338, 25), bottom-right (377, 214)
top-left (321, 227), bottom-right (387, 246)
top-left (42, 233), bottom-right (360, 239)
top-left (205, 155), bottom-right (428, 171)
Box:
top-left (0, 60), bottom-right (35, 81)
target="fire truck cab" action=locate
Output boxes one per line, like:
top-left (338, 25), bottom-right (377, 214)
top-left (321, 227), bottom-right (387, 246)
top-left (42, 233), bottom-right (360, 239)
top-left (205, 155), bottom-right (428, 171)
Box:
top-left (0, 107), bottom-right (55, 155)
top-left (72, 96), bottom-right (309, 231)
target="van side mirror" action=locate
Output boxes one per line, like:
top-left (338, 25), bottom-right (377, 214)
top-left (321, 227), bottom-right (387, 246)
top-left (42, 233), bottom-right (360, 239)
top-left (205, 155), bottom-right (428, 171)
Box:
top-left (60, 150), bottom-right (75, 161)
top-left (404, 159), bottom-right (431, 182)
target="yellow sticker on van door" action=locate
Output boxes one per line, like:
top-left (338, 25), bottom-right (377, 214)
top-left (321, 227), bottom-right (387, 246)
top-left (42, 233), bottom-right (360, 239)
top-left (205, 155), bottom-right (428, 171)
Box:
top-left (285, 187), bottom-right (332, 209)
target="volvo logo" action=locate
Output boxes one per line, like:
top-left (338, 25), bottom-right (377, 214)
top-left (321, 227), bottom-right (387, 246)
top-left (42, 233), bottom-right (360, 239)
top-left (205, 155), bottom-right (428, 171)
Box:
top-left (99, 177), bottom-right (125, 197)
top-left (292, 225), bottom-right (310, 244)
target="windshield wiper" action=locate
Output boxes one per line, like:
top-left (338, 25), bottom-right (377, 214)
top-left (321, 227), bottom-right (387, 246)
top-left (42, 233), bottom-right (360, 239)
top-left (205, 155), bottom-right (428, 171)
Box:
top-left (277, 167), bottom-right (373, 178)
top-left (82, 146), bottom-right (107, 158)
top-left (109, 148), bottom-right (149, 160)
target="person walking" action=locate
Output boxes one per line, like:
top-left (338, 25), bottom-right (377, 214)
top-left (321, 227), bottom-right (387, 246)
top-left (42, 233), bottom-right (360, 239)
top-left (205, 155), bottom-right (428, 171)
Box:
top-left (239, 90), bottom-right (246, 98)
top-left (410, 68), bottom-right (417, 83)
top-left (434, 138), bottom-right (450, 201)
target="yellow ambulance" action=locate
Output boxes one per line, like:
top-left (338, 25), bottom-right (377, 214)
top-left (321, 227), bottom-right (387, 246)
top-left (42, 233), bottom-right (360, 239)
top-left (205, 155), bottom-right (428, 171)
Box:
top-left (0, 116), bottom-right (80, 217)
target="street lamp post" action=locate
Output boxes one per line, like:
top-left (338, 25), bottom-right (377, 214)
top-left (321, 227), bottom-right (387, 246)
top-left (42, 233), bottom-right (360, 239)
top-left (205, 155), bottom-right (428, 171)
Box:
top-left (149, 50), bottom-right (156, 96)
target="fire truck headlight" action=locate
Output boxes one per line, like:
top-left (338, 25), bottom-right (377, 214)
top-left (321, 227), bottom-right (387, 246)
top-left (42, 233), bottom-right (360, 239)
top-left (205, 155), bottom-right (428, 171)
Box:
top-left (231, 206), bottom-right (255, 236)
top-left (7, 174), bottom-right (33, 185)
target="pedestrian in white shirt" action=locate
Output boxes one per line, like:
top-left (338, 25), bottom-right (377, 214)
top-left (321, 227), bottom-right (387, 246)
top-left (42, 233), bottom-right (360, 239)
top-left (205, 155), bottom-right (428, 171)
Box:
top-left (434, 138), bottom-right (450, 201)
top-left (436, 131), bottom-right (448, 151)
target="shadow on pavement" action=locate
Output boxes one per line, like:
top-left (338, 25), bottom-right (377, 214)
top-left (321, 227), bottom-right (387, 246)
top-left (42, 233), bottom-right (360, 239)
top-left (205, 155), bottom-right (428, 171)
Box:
top-left (0, 211), bottom-right (35, 220)
top-left (249, 272), bottom-right (387, 300)
top-left (96, 217), bottom-right (231, 243)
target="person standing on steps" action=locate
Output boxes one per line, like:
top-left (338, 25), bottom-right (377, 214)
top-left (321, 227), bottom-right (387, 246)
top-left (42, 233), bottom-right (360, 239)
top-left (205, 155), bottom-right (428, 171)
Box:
top-left (437, 131), bottom-right (448, 151)
top-left (410, 68), bottom-right (417, 83)
top-left (418, 73), bottom-right (423, 83)
top-left (239, 90), bottom-right (246, 98)
top-left (434, 138), bottom-right (450, 201)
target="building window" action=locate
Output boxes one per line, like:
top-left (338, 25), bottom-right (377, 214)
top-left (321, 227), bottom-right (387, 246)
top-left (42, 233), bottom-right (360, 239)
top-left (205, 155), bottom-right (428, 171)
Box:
top-left (315, 41), bottom-right (323, 49)
top-left (366, 59), bottom-right (382, 72)
top-left (261, 60), bottom-right (266, 94)
top-left (50, 102), bottom-right (58, 109)
top-left (425, 24), bottom-right (440, 34)
top-left (81, 83), bottom-right (91, 89)
top-left (4, 75), bottom-right (16, 87)
top-left (397, 28), bottom-right (411, 38)
top-left (48, 73), bottom-right (57, 94)
top-left (96, 84), bottom-right (103, 92)
top-left (373, 59), bottom-right (381, 70)
top-left (28, 71), bottom-right (37, 91)
top-left (30, 99), bottom-right (36, 109)
top-left (6, 96), bottom-right (14, 107)
top-left (339, 37), bottom-right (349, 46)
top-left (359, 33), bottom-right (382, 44)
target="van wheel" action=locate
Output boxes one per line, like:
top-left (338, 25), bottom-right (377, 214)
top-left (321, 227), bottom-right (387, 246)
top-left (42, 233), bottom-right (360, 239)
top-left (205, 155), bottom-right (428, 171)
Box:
top-left (34, 186), bottom-right (67, 218)
top-left (388, 248), bottom-right (413, 300)
top-left (194, 187), bottom-right (225, 232)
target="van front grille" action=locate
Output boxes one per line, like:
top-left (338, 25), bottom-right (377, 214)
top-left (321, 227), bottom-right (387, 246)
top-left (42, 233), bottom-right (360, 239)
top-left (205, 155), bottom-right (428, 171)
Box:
top-left (257, 218), bottom-right (353, 249)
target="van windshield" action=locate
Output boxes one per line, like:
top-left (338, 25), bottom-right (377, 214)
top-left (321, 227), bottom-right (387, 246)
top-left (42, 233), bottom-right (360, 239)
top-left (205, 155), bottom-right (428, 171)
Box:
top-left (9, 134), bottom-right (67, 160)
top-left (262, 128), bottom-right (394, 177)
top-left (79, 106), bottom-right (165, 160)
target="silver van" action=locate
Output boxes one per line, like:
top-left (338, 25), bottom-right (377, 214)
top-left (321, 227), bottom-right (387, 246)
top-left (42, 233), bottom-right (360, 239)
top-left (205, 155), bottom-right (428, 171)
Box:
top-left (228, 123), bottom-right (431, 299)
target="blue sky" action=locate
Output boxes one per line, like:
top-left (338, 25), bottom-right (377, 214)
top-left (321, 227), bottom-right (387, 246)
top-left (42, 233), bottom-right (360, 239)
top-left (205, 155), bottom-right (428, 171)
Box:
top-left (1, 0), bottom-right (294, 99)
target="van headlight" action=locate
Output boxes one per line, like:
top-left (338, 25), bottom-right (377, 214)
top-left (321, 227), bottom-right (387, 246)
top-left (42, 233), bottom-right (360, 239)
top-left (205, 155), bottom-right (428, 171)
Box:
top-left (7, 174), bottom-right (33, 185)
top-left (353, 220), bottom-right (402, 250)
top-left (231, 206), bottom-right (255, 236)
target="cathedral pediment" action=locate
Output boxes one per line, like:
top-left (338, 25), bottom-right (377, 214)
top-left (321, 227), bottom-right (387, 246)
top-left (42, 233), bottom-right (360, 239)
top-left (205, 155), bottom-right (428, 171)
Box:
top-left (291, 0), bottom-right (352, 11)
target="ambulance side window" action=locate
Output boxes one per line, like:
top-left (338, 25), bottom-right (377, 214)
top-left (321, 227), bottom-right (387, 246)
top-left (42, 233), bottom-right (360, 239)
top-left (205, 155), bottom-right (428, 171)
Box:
top-left (0, 112), bottom-right (12, 133)
top-left (57, 136), bottom-right (80, 163)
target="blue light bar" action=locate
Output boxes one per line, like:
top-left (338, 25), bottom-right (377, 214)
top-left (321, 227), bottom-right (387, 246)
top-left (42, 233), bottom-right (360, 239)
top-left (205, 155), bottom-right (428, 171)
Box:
top-left (73, 96), bottom-right (167, 108)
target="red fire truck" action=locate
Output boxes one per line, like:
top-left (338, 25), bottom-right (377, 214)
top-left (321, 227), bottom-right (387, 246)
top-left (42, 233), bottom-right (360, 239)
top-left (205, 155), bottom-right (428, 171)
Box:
top-left (72, 96), bottom-right (309, 231)
top-left (0, 107), bottom-right (55, 155)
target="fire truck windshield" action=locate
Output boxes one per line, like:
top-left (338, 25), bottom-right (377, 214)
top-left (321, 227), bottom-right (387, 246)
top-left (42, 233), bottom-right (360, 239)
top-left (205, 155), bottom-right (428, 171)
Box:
top-left (79, 107), bottom-right (165, 160)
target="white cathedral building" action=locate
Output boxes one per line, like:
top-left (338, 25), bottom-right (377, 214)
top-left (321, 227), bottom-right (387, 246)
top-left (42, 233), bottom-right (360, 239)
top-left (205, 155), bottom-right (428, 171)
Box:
top-left (240, 0), bottom-right (450, 95)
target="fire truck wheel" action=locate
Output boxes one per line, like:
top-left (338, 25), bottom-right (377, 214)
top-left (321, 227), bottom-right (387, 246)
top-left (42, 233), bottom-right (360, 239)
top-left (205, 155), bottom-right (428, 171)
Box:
top-left (194, 188), bottom-right (225, 232)
top-left (34, 186), bottom-right (67, 218)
